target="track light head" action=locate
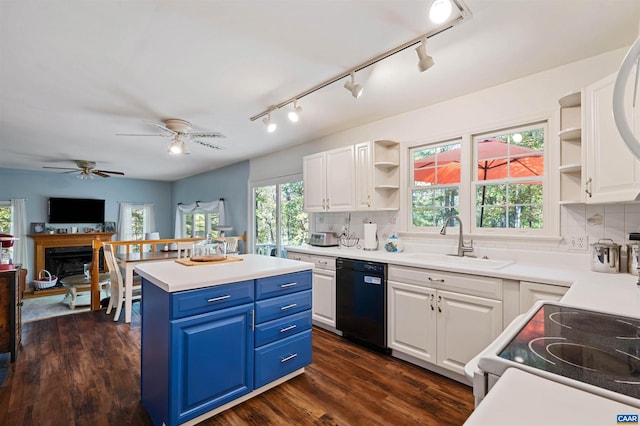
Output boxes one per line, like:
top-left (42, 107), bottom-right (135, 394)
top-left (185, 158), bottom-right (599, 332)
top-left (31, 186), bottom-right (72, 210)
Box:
top-left (263, 113), bottom-right (277, 132)
top-left (429, 0), bottom-right (453, 24)
top-left (344, 72), bottom-right (364, 99)
top-left (288, 100), bottom-right (302, 122)
top-left (415, 39), bottom-right (435, 72)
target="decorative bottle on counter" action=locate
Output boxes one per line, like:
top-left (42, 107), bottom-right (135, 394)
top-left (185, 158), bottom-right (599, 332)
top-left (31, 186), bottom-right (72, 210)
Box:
top-left (384, 234), bottom-right (404, 253)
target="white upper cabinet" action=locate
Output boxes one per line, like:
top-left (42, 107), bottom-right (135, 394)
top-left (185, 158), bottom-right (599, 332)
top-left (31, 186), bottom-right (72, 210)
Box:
top-left (584, 72), bottom-right (640, 203)
top-left (304, 140), bottom-right (399, 212)
top-left (303, 146), bottom-right (355, 212)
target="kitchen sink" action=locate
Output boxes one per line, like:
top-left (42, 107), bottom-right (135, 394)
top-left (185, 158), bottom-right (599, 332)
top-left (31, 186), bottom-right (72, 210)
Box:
top-left (403, 253), bottom-right (513, 270)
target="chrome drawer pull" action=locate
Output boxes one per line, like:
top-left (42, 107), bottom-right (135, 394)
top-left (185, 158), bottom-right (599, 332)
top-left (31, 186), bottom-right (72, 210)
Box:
top-left (207, 295), bottom-right (231, 303)
top-left (280, 303), bottom-right (297, 311)
top-left (280, 282), bottom-right (298, 288)
top-left (318, 260), bottom-right (328, 265)
top-left (427, 277), bottom-right (445, 283)
top-left (280, 324), bottom-right (297, 333)
top-left (281, 353), bottom-right (298, 363)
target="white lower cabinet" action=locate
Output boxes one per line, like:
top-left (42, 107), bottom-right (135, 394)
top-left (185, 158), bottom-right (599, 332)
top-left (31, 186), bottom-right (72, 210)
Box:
top-left (519, 281), bottom-right (567, 314)
top-left (287, 251), bottom-right (337, 330)
top-left (388, 266), bottom-right (503, 377)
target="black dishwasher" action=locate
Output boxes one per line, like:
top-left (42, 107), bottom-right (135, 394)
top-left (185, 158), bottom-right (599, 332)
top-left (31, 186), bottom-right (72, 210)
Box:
top-left (336, 257), bottom-right (388, 352)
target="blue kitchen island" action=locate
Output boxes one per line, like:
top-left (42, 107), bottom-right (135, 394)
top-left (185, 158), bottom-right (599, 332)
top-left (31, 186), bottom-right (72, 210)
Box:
top-left (135, 254), bottom-right (314, 426)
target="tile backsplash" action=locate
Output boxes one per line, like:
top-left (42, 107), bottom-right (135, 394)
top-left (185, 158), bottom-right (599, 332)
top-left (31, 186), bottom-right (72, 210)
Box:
top-left (313, 203), bottom-right (640, 253)
top-left (561, 203), bottom-right (640, 250)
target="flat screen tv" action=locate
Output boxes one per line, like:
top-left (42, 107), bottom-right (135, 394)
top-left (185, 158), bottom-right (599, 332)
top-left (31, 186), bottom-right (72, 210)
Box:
top-left (48, 198), bottom-right (105, 224)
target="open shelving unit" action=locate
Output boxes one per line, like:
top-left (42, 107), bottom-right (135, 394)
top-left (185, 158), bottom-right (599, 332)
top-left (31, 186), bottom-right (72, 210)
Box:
top-left (373, 140), bottom-right (400, 210)
top-left (558, 91), bottom-right (584, 204)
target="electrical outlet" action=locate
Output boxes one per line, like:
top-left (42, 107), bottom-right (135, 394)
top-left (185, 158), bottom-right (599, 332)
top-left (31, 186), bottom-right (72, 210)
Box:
top-left (567, 234), bottom-right (588, 251)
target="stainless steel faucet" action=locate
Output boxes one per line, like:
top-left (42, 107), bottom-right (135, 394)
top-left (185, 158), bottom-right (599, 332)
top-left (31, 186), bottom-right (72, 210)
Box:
top-left (440, 215), bottom-right (474, 257)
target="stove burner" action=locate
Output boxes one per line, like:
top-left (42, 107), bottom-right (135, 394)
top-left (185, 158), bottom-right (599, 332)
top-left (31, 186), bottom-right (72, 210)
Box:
top-left (546, 342), bottom-right (640, 375)
top-left (549, 311), bottom-right (640, 339)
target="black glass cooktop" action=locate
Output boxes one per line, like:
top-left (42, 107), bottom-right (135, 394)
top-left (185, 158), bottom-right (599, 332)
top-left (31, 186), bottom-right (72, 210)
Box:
top-left (499, 304), bottom-right (640, 400)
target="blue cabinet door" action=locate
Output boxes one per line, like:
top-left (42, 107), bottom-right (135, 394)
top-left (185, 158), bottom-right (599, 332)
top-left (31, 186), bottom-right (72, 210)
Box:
top-left (170, 303), bottom-right (254, 425)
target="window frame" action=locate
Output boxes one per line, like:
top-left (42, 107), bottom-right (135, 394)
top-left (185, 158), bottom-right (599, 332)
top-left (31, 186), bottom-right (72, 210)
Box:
top-left (408, 137), bottom-right (467, 232)
top-left (0, 201), bottom-right (12, 234)
top-left (471, 121), bottom-right (549, 236)
top-left (407, 119), bottom-right (555, 239)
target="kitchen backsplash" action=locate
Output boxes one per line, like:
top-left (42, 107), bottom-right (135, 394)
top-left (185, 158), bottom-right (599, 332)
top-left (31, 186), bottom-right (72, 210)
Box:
top-left (562, 203), bottom-right (640, 251)
top-left (314, 204), bottom-right (640, 253)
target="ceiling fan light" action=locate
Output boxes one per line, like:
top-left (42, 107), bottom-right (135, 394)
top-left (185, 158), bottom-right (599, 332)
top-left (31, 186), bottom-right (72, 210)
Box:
top-left (288, 101), bottom-right (302, 122)
top-left (415, 39), bottom-right (435, 72)
top-left (344, 72), bottom-right (364, 99)
top-left (77, 172), bottom-right (93, 180)
top-left (181, 141), bottom-right (191, 155)
top-left (168, 139), bottom-right (183, 154)
top-left (263, 114), bottom-right (277, 133)
top-left (429, 0), bottom-right (452, 24)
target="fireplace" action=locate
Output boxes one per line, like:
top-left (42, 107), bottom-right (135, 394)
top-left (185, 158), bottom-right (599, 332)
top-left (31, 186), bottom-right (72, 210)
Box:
top-left (44, 246), bottom-right (104, 281)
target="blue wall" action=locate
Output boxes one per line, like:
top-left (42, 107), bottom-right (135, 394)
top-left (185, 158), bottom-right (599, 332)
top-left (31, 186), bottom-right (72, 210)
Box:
top-left (170, 161), bottom-right (249, 237)
top-left (0, 161), bottom-right (250, 277)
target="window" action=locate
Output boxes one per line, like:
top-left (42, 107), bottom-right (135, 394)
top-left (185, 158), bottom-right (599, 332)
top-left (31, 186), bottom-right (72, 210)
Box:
top-left (252, 179), bottom-right (308, 257)
top-left (0, 202), bottom-right (11, 233)
top-left (118, 203), bottom-right (156, 252)
top-left (184, 212), bottom-right (219, 238)
top-left (410, 140), bottom-right (462, 229)
top-left (408, 121), bottom-right (548, 236)
top-left (473, 124), bottom-right (545, 231)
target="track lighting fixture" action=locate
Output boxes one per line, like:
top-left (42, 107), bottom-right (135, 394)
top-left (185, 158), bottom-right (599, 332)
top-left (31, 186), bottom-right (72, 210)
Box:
top-left (288, 100), bottom-right (302, 122)
top-left (415, 38), bottom-right (435, 72)
top-left (344, 72), bottom-right (364, 99)
top-left (249, 0), bottom-right (470, 125)
top-left (430, 0), bottom-right (453, 24)
top-left (263, 113), bottom-right (277, 133)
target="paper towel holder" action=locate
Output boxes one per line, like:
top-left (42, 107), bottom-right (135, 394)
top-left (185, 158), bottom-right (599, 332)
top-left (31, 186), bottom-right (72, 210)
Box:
top-left (363, 223), bottom-right (379, 251)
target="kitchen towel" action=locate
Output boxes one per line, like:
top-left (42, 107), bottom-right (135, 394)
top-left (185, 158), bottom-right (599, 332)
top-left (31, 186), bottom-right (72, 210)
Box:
top-left (363, 223), bottom-right (378, 250)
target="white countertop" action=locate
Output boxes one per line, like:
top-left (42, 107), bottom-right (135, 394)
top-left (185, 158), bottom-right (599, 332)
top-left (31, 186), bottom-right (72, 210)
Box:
top-left (286, 244), bottom-right (640, 293)
top-left (134, 254), bottom-right (313, 292)
top-left (464, 368), bottom-right (639, 426)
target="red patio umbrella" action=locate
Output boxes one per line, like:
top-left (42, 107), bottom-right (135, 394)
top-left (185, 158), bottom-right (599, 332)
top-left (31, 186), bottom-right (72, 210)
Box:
top-left (414, 138), bottom-right (544, 184)
top-left (414, 138), bottom-right (544, 225)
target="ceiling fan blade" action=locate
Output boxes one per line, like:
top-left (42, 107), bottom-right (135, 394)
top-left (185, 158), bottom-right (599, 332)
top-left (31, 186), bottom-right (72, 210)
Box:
top-left (144, 121), bottom-right (177, 135)
top-left (192, 139), bottom-right (223, 150)
top-left (95, 169), bottom-right (125, 176)
top-left (186, 132), bottom-right (225, 139)
top-left (43, 166), bottom-right (81, 171)
top-left (116, 133), bottom-right (170, 137)
top-left (91, 170), bottom-right (110, 178)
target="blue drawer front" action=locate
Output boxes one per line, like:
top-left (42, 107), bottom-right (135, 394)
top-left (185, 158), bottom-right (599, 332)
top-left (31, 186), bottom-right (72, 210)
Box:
top-left (255, 290), bottom-right (312, 323)
top-left (255, 271), bottom-right (312, 300)
top-left (171, 280), bottom-right (254, 319)
top-left (254, 329), bottom-right (312, 388)
top-left (255, 310), bottom-right (312, 347)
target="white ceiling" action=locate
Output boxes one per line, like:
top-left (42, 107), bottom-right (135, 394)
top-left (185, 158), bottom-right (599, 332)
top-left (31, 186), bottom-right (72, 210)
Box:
top-left (1, 0), bottom-right (639, 181)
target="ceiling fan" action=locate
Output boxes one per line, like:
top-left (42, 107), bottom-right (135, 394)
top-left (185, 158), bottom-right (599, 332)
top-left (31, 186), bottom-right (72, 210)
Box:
top-left (43, 160), bottom-right (125, 179)
top-left (117, 118), bottom-right (225, 154)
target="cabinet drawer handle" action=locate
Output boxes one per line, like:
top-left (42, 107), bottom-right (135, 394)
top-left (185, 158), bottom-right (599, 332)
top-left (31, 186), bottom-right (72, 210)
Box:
top-left (293, 256), bottom-right (302, 260)
top-left (207, 295), bottom-right (231, 303)
top-left (428, 277), bottom-right (445, 283)
top-left (281, 353), bottom-right (298, 363)
top-left (280, 303), bottom-right (297, 311)
top-left (280, 324), bottom-right (297, 333)
top-left (280, 282), bottom-right (298, 288)
top-left (318, 260), bottom-right (328, 265)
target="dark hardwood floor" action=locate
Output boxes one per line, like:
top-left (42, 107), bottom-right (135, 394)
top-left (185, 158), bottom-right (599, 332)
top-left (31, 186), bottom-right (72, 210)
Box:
top-left (1, 307), bottom-right (474, 425)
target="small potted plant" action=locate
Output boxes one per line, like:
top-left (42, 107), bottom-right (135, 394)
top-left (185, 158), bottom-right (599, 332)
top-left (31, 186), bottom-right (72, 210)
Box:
top-left (46, 226), bottom-right (55, 234)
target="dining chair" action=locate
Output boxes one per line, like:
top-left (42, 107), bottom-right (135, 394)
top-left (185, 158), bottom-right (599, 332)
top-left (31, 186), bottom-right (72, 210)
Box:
top-left (176, 241), bottom-right (193, 259)
top-left (103, 243), bottom-right (141, 321)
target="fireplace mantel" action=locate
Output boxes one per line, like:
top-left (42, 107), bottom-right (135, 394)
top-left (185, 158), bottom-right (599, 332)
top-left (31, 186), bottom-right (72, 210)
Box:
top-left (29, 233), bottom-right (115, 280)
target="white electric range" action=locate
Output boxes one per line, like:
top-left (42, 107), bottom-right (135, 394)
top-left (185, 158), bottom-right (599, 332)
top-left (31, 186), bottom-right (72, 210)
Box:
top-left (468, 301), bottom-right (640, 409)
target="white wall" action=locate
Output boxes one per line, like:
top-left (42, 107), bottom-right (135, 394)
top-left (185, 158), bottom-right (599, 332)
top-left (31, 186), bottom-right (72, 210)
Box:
top-left (250, 47), bottom-right (633, 253)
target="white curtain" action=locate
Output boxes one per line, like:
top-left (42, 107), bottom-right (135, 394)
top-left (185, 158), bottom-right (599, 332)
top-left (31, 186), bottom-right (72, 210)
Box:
top-left (10, 199), bottom-right (28, 266)
top-left (174, 199), bottom-right (225, 238)
top-left (117, 203), bottom-right (156, 240)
